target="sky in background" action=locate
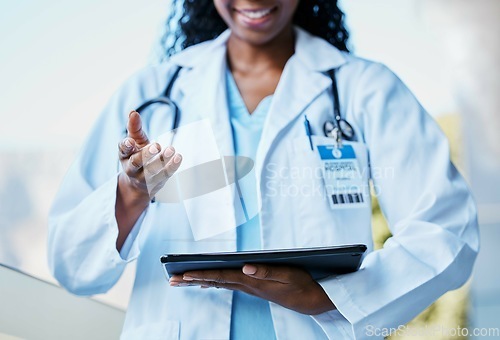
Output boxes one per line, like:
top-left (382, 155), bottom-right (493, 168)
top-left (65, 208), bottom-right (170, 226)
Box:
top-left (0, 0), bottom-right (456, 152)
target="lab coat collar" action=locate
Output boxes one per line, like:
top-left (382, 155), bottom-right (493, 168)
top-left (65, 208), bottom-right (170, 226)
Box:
top-left (293, 26), bottom-right (347, 71)
top-left (168, 25), bottom-right (348, 156)
top-left (169, 26), bottom-right (347, 72)
top-left (172, 35), bottom-right (234, 157)
top-left (169, 29), bottom-right (231, 69)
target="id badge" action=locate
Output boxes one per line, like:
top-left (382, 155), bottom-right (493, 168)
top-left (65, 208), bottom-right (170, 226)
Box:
top-left (317, 144), bottom-right (368, 210)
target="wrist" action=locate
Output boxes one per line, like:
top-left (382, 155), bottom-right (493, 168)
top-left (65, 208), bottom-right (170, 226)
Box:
top-left (115, 173), bottom-right (150, 252)
top-left (117, 173), bottom-right (151, 207)
top-left (307, 283), bottom-right (336, 315)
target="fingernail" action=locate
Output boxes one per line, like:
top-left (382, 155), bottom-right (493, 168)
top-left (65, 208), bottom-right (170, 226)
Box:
top-left (149, 144), bottom-right (159, 154)
top-left (164, 147), bottom-right (174, 157)
top-left (243, 265), bottom-right (257, 275)
top-left (183, 275), bottom-right (194, 281)
top-left (129, 110), bottom-right (136, 117)
top-left (125, 139), bottom-right (132, 148)
top-left (173, 154), bottom-right (182, 164)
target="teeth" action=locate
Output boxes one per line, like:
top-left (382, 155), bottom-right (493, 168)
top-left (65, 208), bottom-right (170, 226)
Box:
top-left (239, 8), bottom-right (272, 19)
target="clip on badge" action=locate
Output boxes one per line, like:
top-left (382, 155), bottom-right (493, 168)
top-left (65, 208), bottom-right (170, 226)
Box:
top-left (316, 144), bottom-right (367, 210)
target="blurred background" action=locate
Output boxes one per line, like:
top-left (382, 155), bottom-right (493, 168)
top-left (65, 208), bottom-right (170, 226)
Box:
top-left (1, 0), bottom-right (499, 338)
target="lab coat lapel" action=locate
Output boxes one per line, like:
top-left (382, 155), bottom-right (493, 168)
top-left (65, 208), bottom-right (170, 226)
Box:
top-left (255, 58), bottom-right (328, 176)
top-left (173, 30), bottom-right (234, 158)
top-left (255, 27), bottom-right (347, 184)
top-left (170, 32), bottom-right (239, 242)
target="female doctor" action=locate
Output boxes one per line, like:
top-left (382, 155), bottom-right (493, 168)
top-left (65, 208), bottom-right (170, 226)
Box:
top-left (48, 0), bottom-right (479, 339)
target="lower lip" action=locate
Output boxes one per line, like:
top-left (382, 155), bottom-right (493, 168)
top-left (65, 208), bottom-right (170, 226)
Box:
top-left (235, 8), bottom-right (277, 29)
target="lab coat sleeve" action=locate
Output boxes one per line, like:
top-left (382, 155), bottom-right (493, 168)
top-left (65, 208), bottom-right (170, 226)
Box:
top-left (47, 67), bottom-right (163, 296)
top-left (312, 63), bottom-right (480, 339)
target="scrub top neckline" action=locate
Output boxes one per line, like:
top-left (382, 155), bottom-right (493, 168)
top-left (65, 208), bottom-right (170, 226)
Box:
top-left (226, 68), bottom-right (273, 123)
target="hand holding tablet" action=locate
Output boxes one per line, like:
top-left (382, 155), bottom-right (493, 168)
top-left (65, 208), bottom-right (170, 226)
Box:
top-left (161, 244), bottom-right (367, 281)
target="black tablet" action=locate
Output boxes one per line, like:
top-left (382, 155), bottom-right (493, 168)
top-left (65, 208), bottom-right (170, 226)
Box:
top-left (160, 244), bottom-right (367, 281)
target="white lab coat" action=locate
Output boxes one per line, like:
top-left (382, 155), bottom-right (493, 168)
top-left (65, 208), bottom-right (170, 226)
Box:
top-left (48, 27), bottom-right (479, 339)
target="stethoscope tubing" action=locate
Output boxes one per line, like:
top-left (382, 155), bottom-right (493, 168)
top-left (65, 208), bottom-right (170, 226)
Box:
top-left (130, 66), bottom-right (354, 142)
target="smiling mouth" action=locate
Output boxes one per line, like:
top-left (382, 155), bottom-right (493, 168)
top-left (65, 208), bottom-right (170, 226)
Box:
top-left (235, 7), bottom-right (277, 20)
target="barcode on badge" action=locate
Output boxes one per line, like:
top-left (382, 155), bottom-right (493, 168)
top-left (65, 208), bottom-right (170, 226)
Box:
top-left (331, 193), bottom-right (364, 205)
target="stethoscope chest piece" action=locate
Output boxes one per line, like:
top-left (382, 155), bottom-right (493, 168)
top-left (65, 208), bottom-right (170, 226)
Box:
top-left (323, 121), bottom-right (337, 138)
top-left (339, 119), bottom-right (355, 140)
top-left (323, 119), bottom-right (355, 141)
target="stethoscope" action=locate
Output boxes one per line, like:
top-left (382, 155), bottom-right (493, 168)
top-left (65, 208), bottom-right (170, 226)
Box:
top-left (323, 69), bottom-right (355, 143)
top-left (131, 66), bottom-right (355, 143)
top-left (131, 66), bottom-right (183, 134)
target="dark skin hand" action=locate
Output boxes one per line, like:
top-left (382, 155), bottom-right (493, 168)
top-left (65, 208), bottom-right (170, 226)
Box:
top-left (169, 264), bottom-right (335, 315)
top-left (115, 111), bottom-right (182, 251)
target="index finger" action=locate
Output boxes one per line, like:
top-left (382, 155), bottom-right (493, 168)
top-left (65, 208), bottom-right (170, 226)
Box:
top-left (181, 269), bottom-right (252, 285)
top-left (241, 264), bottom-right (306, 283)
top-left (127, 111), bottom-right (149, 148)
top-left (118, 137), bottom-right (138, 160)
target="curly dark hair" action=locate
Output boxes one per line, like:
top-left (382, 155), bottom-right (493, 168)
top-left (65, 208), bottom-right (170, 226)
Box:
top-left (161, 0), bottom-right (349, 60)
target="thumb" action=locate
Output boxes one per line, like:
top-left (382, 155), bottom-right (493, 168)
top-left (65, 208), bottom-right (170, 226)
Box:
top-left (242, 264), bottom-right (292, 283)
top-left (127, 111), bottom-right (150, 148)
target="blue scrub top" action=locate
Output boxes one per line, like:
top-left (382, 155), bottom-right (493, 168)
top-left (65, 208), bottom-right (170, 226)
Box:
top-left (226, 69), bottom-right (277, 340)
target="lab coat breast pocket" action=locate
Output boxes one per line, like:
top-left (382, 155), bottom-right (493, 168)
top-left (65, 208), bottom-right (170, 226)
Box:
top-left (286, 135), bottom-right (373, 248)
